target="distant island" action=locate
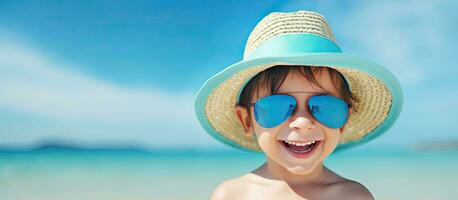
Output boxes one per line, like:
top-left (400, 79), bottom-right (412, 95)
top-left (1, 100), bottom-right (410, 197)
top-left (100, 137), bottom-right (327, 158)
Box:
top-left (0, 142), bottom-right (241, 155)
top-left (411, 139), bottom-right (458, 151)
top-left (0, 142), bottom-right (150, 153)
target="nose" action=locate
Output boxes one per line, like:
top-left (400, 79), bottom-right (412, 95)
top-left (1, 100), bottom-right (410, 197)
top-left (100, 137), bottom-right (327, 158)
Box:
top-left (289, 116), bottom-right (316, 130)
top-left (288, 105), bottom-right (316, 130)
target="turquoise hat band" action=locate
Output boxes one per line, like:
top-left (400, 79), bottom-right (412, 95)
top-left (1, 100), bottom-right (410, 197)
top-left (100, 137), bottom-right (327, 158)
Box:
top-left (246, 34), bottom-right (342, 60)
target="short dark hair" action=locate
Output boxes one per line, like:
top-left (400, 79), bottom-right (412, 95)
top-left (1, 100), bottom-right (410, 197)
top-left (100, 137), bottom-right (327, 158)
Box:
top-left (237, 65), bottom-right (357, 113)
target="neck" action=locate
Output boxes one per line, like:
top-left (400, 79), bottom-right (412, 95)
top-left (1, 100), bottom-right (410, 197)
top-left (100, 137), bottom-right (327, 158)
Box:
top-left (261, 157), bottom-right (328, 186)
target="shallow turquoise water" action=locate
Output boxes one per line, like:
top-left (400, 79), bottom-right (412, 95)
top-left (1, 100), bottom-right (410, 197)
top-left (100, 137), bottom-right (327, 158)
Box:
top-left (0, 148), bottom-right (457, 200)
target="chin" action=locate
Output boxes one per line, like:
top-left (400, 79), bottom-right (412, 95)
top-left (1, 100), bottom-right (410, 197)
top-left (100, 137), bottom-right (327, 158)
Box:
top-left (286, 164), bottom-right (316, 175)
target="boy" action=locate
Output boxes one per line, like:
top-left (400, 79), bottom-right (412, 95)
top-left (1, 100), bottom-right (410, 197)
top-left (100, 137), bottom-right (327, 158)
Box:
top-left (194, 10), bottom-right (403, 200)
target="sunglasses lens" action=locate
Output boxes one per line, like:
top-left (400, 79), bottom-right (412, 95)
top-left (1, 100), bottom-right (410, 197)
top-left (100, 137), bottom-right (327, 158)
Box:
top-left (308, 95), bottom-right (349, 128)
top-left (254, 95), bottom-right (296, 128)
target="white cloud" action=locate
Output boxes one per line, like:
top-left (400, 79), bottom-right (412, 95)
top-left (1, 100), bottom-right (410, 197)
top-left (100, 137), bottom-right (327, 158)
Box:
top-left (281, 0), bottom-right (457, 87)
top-left (0, 33), bottom-right (221, 149)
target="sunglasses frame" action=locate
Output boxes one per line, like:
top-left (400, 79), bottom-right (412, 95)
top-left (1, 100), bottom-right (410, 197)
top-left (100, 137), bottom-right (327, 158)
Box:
top-left (243, 92), bottom-right (351, 129)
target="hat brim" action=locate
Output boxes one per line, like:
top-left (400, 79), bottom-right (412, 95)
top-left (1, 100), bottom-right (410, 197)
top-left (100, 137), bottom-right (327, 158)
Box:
top-left (195, 52), bottom-right (403, 153)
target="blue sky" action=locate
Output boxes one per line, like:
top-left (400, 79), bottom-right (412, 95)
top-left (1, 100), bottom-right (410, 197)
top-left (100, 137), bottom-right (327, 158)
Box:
top-left (0, 0), bottom-right (457, 150)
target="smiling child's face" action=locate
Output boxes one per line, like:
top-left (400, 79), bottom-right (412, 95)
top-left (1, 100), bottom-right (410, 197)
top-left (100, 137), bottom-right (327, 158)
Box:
top-left (236, 68), bottom-right (351, 175)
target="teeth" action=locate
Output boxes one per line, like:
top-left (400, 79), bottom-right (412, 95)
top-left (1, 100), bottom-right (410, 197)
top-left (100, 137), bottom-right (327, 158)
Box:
top-left (284, 140), bottom-right (316, 146)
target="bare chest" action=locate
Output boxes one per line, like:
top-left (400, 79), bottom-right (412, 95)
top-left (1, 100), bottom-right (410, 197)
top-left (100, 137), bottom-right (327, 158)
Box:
top-left (235, 184), bottom-right (341, 200)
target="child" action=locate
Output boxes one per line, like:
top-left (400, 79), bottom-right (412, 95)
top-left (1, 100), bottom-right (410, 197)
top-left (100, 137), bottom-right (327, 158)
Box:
top-left (194, 10), bottom-right (403, 200)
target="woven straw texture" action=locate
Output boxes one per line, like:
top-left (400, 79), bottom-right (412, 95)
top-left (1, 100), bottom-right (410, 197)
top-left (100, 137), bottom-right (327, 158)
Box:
top-left (204, 10), bottom-right (393, 152)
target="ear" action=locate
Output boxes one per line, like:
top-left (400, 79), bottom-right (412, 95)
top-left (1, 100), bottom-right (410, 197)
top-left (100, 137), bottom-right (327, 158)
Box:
top-left (235, 105), bottom-right (254, 138)
top-left (339, 107), bottom-right (353, 134)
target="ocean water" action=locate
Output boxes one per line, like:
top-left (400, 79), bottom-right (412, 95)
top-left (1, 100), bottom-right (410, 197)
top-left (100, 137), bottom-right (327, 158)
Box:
top-left (0, 148), bottom-right (457, 200)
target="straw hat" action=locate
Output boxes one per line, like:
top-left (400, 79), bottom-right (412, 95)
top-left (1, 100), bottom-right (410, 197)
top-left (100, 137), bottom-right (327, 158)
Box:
top-left (194, 10), bottom-right (403, 153)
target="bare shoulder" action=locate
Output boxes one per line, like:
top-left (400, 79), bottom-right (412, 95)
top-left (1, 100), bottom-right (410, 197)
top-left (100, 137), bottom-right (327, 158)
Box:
top-left (210, 179), bottom-right (234, 200)
top-left (336, 179), bottom-right (375, 200)
top-left (325, 168), bottom-right (374, 200)
top-left (211, 175), bottom-right (252, 200)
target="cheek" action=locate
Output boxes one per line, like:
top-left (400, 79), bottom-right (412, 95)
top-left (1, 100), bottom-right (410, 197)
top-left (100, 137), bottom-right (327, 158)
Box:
top-left (321, 128), bottom-right (340, 153)
top-left (254, 128), bottom-right (282, 154)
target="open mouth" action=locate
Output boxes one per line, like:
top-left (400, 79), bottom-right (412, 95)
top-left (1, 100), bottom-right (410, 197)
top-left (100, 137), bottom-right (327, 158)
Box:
top-left (279, 140), bottom-right (321, 158)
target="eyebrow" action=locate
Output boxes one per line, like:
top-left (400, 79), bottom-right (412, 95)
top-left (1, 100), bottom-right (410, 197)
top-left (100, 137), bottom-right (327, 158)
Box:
top-left (275, 91), bottom-right (332, 95)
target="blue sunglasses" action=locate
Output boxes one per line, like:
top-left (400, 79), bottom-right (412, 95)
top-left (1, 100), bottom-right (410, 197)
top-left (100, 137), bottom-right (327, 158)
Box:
top-left (245, 94), bottom-right (350, 129)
